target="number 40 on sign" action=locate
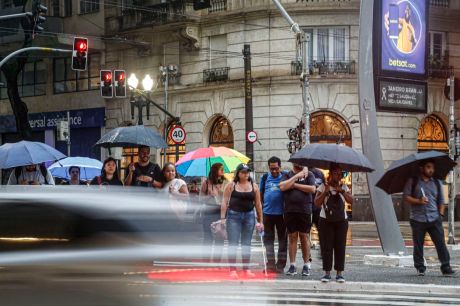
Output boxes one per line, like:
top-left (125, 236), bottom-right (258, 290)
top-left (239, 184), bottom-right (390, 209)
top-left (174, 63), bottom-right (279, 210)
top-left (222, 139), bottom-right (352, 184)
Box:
top-left (170, 125), bottom-right (186, 144)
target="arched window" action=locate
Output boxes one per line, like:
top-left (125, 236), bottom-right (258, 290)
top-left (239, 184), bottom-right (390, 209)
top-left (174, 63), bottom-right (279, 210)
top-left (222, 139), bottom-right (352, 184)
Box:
top-left (161, 122), bottom-right (186, 164)
top-left (417, 115), bottom-right (448, 152)
top-left (310, 111), bottom-right (352, 147)
top-left (209, 116), bottom-right (234, 148)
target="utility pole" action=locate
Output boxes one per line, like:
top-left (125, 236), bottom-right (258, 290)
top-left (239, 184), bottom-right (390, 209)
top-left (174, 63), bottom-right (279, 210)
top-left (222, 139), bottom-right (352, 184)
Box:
top-left (243, 44), bottom-right (254, 168)
top-left (448, 72), bottom-right (456, 245)
top-left (271, 0), bottom-right (311, 147)
top-left (160, 65), bottom-right (178, 165)
top-left (66, 111), bottom-right (71, 156)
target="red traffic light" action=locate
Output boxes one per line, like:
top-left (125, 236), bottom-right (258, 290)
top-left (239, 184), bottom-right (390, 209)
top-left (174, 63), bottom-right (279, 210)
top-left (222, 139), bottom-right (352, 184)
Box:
top-left (101, 71), bottom-right (112, 83)
top-left (74, 38), bottom-right (88, 52)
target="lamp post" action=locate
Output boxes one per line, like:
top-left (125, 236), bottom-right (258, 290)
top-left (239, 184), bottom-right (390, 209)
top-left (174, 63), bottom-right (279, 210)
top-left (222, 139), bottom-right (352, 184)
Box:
top-left (448, 72), bottom-right (456, 245)
top-left (160, 65), bottom-right (178, 165)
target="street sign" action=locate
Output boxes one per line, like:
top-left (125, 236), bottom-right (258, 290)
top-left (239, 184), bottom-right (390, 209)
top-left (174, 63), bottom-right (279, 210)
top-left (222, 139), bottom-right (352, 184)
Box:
top-left (170, 125), bottom-right (186, 144)
top-left (57, 120), bottom-right (69, 141)
top-left (247, 130), bottom-right (258, 143)
top-left (377, 79), bottom-right (427, 113)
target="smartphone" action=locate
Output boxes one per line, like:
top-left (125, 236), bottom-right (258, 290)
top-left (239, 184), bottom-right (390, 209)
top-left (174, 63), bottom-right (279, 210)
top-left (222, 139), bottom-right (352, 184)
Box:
top-left (389, 3), bottom-right (399, 39)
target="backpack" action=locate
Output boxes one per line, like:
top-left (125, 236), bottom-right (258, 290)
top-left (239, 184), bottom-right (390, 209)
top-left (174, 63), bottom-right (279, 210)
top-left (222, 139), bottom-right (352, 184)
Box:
top-left (15, 165), bottom-right (49, 185)
top-left (410, 176), bottom-right (442, 204)
top-left (323, 190), bottom-right (346, 222)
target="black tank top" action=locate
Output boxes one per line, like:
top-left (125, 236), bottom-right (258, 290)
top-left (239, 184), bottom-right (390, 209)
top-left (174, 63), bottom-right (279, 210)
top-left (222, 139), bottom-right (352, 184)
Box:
top-left (228, 183), bottom-right (256, 212)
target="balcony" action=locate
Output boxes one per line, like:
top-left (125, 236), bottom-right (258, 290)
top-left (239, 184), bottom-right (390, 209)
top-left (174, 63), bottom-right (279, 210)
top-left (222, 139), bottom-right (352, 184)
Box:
top-left (119, 0), bottom-right (193, 30)
top-left (203, 67), bottom-right (230, 82)
top-left (291, 60), bottom-right (356, 76)
top-left (430, 0), bottom-right (449, 8)
top-left (209, 0), bottom-right (227, 13)
top-left (428, 54), bottom-right (452, 79)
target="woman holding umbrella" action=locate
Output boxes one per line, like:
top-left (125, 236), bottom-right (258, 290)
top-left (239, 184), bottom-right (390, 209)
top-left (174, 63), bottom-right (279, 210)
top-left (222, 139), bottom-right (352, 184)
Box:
top-left (90, 157), bottom-right (123, 186)
top-left (314, 163), bottom-right (353, 283)
top-left (221, 163), bottom-right (264, 279)
top-left (201, 163), bottom-right (227, 262)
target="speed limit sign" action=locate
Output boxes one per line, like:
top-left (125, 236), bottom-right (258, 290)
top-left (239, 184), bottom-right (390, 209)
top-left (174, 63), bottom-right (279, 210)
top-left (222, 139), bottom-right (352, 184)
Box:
top-left (170, 125), bottom-right (186, 144)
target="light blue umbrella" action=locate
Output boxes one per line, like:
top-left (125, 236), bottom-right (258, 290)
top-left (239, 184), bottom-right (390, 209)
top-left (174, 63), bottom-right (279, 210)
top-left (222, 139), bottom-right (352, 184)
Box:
top-left (48, 157), bottom-right (103, 181)
top-left (0, 140), bottom-right (66, 169)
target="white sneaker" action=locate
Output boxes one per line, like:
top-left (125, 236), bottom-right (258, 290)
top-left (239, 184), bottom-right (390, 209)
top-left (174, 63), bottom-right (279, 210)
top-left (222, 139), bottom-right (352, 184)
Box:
top-left (229, 271), bottom-right (238, 279)
top-left (245, 270), bottom-right (256, 278)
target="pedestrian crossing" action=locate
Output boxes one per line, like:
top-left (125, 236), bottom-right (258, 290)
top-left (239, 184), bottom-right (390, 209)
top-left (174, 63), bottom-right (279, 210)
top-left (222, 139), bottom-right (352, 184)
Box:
top-left (134, 281), bottom-right (460, 305)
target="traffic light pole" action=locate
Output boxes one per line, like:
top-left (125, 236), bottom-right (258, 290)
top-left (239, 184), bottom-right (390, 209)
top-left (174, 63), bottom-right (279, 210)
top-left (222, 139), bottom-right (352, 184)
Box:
top-left (0, 47), bottom-right (72, 69)
top-left (271, 0), bottom-right (311, 148)
top-left (448, 73), bottom-right (456, 245)
top-left (0, 12), bottom-right (30, 20)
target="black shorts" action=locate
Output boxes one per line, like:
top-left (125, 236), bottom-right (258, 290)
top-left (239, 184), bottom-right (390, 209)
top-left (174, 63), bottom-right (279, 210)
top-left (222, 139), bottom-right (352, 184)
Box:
top-left (284, 213), bottom-right (312, 234)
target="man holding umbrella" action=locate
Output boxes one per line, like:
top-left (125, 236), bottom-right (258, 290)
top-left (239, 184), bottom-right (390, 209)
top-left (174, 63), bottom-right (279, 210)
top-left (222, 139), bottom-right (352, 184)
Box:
top-left (403, 159), bottom-right (455, 277)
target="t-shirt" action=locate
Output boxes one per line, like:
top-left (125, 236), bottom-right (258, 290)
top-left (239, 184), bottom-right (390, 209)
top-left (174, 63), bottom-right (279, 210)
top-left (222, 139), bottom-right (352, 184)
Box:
top-left (90, 176), bottom-right (123, 186)
top-left (130, 162), bottom-right (162, 187)
top-left (403, 177), bottom-right (445, 223)
top-left (162, 178), bottom-right (187, 194)
top-left (281, 170), bottom-right (316, 214)
top-left (7, 167), bottom-right (55, 185)
top-left (317, 184), bottom-right (349, 220)
top-left (62, 180), bottom-right (87, 186)
top-left (260, 173), bottom-right (284, 215)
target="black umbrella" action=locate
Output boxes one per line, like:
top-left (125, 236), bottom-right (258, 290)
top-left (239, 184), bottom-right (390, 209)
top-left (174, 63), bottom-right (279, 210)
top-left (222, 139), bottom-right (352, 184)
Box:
top-left (376, 151), bottom-right (456, 194)
top-left (95, 125), bottom-right (167, 149)
top-left (288, 143), bottom-right (374, 172)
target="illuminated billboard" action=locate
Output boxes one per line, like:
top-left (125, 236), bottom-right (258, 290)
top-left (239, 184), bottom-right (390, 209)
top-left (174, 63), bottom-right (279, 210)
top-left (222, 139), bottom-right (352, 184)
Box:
top-left (379, 0), bottom-right (428, 77)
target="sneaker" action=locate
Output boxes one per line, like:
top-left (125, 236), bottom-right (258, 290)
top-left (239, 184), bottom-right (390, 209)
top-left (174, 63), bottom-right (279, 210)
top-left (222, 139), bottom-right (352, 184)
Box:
top-left (442, 267), bottom-right (456, 277)
top-left (286, 265), bottom-right (297, 276)
top-left (229, 271), bottom-right (238, 279)
top-left (245, 270), bottom-right (256, 278)
top-left (301, 264), bottom-right (311, 276)
top-left (336, 275), bottom-right (346, 283)
top-left (321, 274), bottom-right (332, 283)
top-left (417, 268), bottom-right (426, 276)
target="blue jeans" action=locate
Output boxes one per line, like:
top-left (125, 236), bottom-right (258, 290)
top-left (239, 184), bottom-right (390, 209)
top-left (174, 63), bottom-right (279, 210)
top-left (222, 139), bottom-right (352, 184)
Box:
top-left (226, 209), bottom-right (256, 271)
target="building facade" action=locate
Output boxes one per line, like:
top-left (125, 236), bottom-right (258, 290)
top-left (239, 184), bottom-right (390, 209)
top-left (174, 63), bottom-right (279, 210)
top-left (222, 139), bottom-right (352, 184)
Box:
top-left (0, 0), bottom-right (459, 220)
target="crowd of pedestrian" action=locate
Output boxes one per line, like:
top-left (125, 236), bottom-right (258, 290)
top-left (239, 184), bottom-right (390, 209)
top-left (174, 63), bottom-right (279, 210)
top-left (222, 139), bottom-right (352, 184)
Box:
top-left (5, 147), bottom-right (456, 280)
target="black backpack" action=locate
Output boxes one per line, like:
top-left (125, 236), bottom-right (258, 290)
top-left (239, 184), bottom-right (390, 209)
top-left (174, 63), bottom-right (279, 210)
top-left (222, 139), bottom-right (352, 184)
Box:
top-left (14, 165), bottom-right (49, 185)
top-left (324, 191), bottom-right (346, 222)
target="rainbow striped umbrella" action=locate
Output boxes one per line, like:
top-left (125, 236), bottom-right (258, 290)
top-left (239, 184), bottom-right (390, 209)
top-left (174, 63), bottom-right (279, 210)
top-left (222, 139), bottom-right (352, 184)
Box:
top-left (175, 147), bottom-right (250, 177)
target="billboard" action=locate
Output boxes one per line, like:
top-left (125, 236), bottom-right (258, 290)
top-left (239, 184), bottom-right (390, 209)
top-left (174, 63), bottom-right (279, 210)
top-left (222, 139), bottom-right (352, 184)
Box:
top-left (380, 0), bottom-right (428, 77)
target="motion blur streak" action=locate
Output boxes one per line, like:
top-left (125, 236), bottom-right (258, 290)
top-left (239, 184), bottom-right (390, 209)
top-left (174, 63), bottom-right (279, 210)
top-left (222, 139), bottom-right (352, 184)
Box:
top-left (148, 268), bottom-right (276, 282)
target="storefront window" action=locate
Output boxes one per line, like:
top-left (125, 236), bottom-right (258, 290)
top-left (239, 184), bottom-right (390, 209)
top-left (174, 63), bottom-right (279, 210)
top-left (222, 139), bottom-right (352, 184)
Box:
top-left (120, 147), bottom-right (139, 182)
top-left (209, 116), bottom-right (234, 148)
top-left (310, 111), bottom-right (352, 146)
top-left (417, 115), bottom-right (449, 152)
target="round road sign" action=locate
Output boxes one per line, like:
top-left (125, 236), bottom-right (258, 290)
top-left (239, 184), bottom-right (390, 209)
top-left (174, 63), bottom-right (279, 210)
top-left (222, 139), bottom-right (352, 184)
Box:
top-left (170, 125), bottom-right (186, 144)
top-left (247, 131), bottom-right (258, 143)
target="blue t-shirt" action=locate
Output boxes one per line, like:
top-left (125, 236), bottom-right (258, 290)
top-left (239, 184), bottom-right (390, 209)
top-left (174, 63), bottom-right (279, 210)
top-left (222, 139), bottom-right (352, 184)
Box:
top-left (260, 173), bottom-right (284, 215)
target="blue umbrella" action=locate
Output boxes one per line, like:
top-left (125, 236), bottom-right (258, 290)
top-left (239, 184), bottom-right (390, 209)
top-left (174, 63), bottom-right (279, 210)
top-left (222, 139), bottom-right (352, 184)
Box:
top-left (0, 141), bottom-right (66, 169)
top-left (95, 125), bottom-right (167, 149)
top-left (48, 157), bottom-right (103, 181)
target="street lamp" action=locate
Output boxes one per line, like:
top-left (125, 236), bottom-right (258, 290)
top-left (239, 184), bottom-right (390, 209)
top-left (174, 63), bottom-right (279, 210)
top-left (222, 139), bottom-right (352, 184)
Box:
top-left (142, 74), bottom-right (154, 91)
top-left (127, 73), bottom-right (139, 90)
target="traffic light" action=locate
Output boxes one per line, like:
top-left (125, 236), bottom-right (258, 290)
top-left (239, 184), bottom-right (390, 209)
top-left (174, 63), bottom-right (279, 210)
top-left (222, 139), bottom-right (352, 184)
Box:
top-left (72, 37), bottom-right (88, 71)
top-left (100, 70), bottom-right (113, 98)
top-left (193, 0), bottom-right (211, 10)
top-left (114, 70), bottom-right (126, 98)
top-left (29, 0), bottom-right (47, 34)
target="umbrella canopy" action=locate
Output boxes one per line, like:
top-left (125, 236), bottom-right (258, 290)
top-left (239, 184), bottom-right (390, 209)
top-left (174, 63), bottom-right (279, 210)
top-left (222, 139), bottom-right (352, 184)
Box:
top-left (288, 143), bottom-right (374, 173)
top-left (48, 157), bottom-right (103, 181)
top-left (376, 151), bottom-right (456, 194)
top-left (176, 147), bottom-right (250, 177)
top-left (95, 125), bottom-right (167, 149)
top-left (0, 141), bottom-right (66, 169)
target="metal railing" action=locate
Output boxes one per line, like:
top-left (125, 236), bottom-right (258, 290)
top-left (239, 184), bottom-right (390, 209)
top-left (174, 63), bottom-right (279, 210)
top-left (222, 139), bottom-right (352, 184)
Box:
top-left (203, 67), bottom-right (230, 82)
top-left (428, 54), bottom-right (451, 78)
top-left (430, 0), bottom-right (449, 7)
top-left (291, 60), bottom-right (356, 76)
top-left (209, 0), bottom-right (227, 13)
top-left (120, 1), bottom-right (187, 29)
